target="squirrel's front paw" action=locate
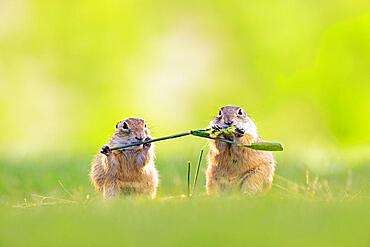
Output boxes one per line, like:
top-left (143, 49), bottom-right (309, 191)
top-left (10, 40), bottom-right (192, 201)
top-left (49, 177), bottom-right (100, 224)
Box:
top-left (235, 127), bottom-right (245, 137)
top-left (143, 137), bottom-right (152, 149)
top-left (100, 144), bottom-right (112, 156)
top-left (211, 125), bottom-right (221, 132)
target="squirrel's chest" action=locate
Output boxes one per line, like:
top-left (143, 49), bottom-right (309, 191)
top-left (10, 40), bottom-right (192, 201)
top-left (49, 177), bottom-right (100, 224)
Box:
top-left (209, 148), bottom-right (259, 176)
top-left (106, 158), bottom-right (141, 179)
top-left (213, 148), bottom-right (254, 165)
top-left (114, 163), bottom-right (156, 183)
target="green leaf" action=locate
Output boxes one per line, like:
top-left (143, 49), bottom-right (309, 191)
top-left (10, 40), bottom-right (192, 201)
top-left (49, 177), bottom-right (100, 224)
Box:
top-left (212, 126), bottom-right (236, 136)
top-left (244, 142), bottom-right (284, 151)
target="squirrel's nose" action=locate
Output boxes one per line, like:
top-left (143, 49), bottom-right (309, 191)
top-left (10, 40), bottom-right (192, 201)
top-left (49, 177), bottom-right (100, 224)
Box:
top-left (224, 120), bottom-right (234, 126)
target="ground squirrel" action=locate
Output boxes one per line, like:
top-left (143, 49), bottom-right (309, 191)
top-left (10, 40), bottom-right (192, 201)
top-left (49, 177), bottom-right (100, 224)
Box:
top-left (90, 118), bottom-right (158, 199)
top-left (206, 105), bottom-right (275, 195)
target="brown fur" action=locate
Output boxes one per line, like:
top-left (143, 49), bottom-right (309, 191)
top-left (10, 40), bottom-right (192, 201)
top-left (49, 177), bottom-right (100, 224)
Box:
top-left (90, 118), bottom-right (158, 199)
top-left (206, 105), bottom-right (275, 195)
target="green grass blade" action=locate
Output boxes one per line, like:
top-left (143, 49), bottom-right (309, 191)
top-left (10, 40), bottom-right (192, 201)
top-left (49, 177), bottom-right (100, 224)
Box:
top-left (192, 149), bottom-right (204, 194)
top-left (187, 161), bottom-right (191, 197)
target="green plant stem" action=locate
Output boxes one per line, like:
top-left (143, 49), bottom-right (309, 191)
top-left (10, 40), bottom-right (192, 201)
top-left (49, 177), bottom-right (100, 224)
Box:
top-left (189, 130), bottom-right (235, 144)
top-left (190, 130), bottom-right (283, 151)
top-left (110, 131), bottom-right (193, 151)
top-left (192, 149), bottom-right (204, 194)
top-left (187, 161), bottom-right (191, 198)
top-left (110, 128), bottom-right (283, 152)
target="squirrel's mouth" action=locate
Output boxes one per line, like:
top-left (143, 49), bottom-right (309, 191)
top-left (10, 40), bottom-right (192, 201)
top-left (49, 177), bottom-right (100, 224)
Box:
top-left (130, 137), bottom-right (152, 150)
top-left (213, 126), bottom-right (245, 140)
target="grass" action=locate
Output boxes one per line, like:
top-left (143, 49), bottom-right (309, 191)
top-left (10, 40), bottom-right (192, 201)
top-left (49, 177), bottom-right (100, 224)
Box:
top-left (0, 153), bottom-right (369, 247)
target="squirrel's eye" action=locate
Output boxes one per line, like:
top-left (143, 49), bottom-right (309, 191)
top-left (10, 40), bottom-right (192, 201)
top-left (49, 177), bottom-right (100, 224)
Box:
top-left (237, 108), bottom-right (243, 115)
top-left (115, 122), bottom-right (119, 129)
top-left (122, 122), bottom-right (129, 130)
top-left (218, 110), bottom-right (222, 116)
top-left (144, 123), bottom-right (147, 128)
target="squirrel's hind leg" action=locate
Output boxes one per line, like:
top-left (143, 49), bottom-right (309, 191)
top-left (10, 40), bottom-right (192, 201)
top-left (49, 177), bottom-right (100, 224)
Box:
top-left (103, 184), bottom-right (119, 199)
top-left (239, 167), bottom-right (273, 195)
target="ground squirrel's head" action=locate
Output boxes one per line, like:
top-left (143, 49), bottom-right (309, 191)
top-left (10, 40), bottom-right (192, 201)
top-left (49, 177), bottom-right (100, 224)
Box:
top-left (209, 105), bottom-right (257, 138)
top-left (110, 118), bottom-right (152, 151)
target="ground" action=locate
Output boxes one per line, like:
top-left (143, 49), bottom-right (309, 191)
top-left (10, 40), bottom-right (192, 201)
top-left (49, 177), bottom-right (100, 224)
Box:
top-left (0, 154), bottom-right (369, 247)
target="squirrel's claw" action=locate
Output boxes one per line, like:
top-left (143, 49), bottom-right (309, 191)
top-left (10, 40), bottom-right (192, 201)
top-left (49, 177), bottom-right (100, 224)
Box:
top-left (100, 144), bottom-right (112, 156)
top-left (211, 125), bottom-right (221, 132)
top-left (235, 127), bottom-right (245, 137)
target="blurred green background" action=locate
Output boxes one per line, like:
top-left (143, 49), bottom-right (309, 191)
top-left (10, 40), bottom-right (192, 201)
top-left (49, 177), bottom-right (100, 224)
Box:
top-left (0, 1), bottom-right (369, 246)
top-left (1, 0), bottom-right (369, 156)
